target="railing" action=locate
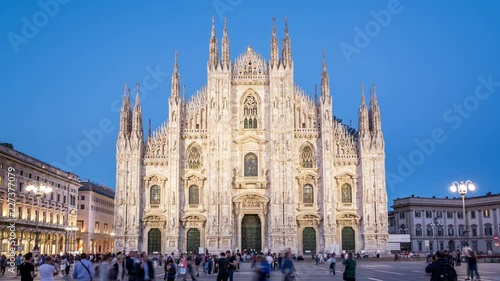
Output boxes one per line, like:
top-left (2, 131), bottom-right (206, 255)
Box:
top-left (477, 255), bottom-right (500, 263)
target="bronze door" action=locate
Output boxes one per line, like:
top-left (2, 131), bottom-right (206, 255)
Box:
top-left (148, 228), bottom-right (161, 254)
top-left (186, 228), bottom-right (201, 254)
top-left (341, 227), bottom-right (355, 252)
top-left (241, 214), bottom-right (261, 253)
top-left (302, 227), bottom-right (316, 254)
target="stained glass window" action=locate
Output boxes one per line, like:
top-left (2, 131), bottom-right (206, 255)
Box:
top-left (301, 146), bottom-right (315, 168)
top-left (303, 184), bottom-right (313, 203)
top-left (341, 183), bottom-right (352, 203)
top-left (150, 185), bottom-right (161, 205)
top-left (244, 153), bottom-right (258, 176)
top-left (243, 95), bottom-right (258, 129)
top-left (189, 185), bottom-right (199, 205)
top-left (187, 145), bottom-right (202, 169)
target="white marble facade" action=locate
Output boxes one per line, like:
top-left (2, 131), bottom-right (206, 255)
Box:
top-left (114, 18), bottom-right (389, 255)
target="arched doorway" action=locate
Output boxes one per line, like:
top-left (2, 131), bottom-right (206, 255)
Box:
top-left (342, 227), bottom-right (355, 252)
top-left (241, 214), bottom-right (261, 253)
top-left (448, 240), bottom-right (456, 252)
top-left (302, 227), bottom-right (316, 255)
top-left (148, 228), bottom-right (161, 254)
top-left (186, 228), bottom-right (200, 254)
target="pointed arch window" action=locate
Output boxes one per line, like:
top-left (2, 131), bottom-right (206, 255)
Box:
top-left (243, 95), bottom-right (258, 129)
top-left (303, 184), bottom-right (313, 204)
top-left (186, 145), bottom-right (202, 169)
top-left (244, 153), bottom-right (258, 176)
top-left (150, 185), bottom-right (161, 205)
top-left (301, 145), bottom-right (315, 168)
top-left (341, 183), bottom-right (352, 203)
top-left (189, 185), bottom-right (199, 205)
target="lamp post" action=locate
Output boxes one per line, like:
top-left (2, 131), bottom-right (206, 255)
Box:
top-left (450, 180), bottom-right (475, 247)
top-left (432, 217), bottom-right (443, 252)
top-left (26, 182), bottom-right (53, 252)
top-left (65, 227), bottom-right (78, 253)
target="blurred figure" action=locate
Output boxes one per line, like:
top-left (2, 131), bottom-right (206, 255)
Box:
top-left (0, 254), bottom-right (7, 275)
top-left (342, 253), bottom-right (356, 281)
top-left (164, 258), bottom-right (176, 281)
top-left (467, 250), bottom-right (480, 280)
top-left (281, 251), bottom-right (295, 281)
top-left (39, 256), bottom-right (58, 281)
top-left (135, 252), bottom-right (154, 281)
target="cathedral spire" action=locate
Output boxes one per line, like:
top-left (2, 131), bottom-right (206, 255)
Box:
top-left (281, 17), bottom-right (292, 69)
top-left (221, 17), bottom-right (230, 70)
top-left (148, 119), bottom-right (151, 139)
top-left (119, 84), bottom-right (132, 137)
top-left (369, 84), bottom-right (382, 133)
top-left (171, 51), bottom-right (180, 102)
top-left (132, 83), bottom-right (143, 138)
top-left (270, 17), bottom-right (279, 69)
top-left (321, 49), bottom-right (330, 100)
top-left (358, 83), bottom-right (369, 134)
top-left (208, 16), bottom-right (219, 70)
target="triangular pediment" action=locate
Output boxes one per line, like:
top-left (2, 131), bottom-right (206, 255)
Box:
top-left (334, 172), bottom-right (358, 180)
top-left (144, 173), bottom-right (167, 183)
top-left (234, 134), bottom-right (267, 144)
top-left (182, 171), bottom-right (206, 181)
top-left (296, 171), bottom-right (320, 181)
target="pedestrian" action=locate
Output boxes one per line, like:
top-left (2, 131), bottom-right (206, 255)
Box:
top-left (328, 254), bottom-right (336, 275)
top-left (39, 256), bottom-right (58, 281)
top-left (455, 250), bottom-right (461, 266)
top-left (0, 255), bottom-right (7, 275)
top-left (16, 253), bottom-right (23, 276)
top-left (135, 252), bottom-right (155, 281)
top-left (72, 253), bottom-right (94, 281)
top-left (164, 258), bottom-right (176, 281)
top-left (342, 253), bottom-right (356, 281)
top-left (467, 250), bottom-right (480, 280)
top-left (226, 251), bottom-right (237, 281)
top-left (425, 251), bottom-right (457, 281)
top-left (215, 252), bottom-right (229, 281)
top-left (20, 253), bottom-right (36, 281)
top-left (281, 251), bottom-right (295, 281)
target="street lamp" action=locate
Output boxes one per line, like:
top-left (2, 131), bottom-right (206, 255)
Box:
top-left (65, 226), bottom-right (78, 253)
top-left (26, 182), bottom-right (53, 252)
top-left (431, 217), bottom-right (443, 252)
top-left (450, 180), bottom-right (475, 247)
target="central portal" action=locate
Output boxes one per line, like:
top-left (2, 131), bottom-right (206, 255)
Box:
top-left (241, 214), bottom-right (261, 253)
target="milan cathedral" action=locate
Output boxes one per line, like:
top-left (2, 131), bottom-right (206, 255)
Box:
top-left (114, 17), bottom-right (389, 255)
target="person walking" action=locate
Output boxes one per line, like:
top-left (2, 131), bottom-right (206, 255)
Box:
top-left (72, 253), bottom-right (94, 281)
top-left (328, 254), bottom-right (336, 275)
top-left (164, 258), bottom-right (176, 281)
top-left (467, 250), bottom-right (480, 280)
top-left (39, 256), bottom-right (58, 281)
top-left (0, 254), bottom-right (7, 275)
top-left (20, 253), bottom-right (37, 281)
top-left (227, 251), bottom-right (237, 281)
top-left (342, 253), bottom-right (357, 281)
top-left (281, 251), bottom-right (295, 281)
top-left (425, 251), bottom-right (457, 281)
top-left (215, 252), bottom-right (229, 281)
top-left (135, 252), bottom-right (155, 281)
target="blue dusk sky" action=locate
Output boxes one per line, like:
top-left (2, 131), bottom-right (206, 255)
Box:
top-left (1, 0), bottom-right (499, 208)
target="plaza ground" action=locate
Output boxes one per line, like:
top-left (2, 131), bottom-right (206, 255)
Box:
top-left (1, 259), bottom-right (499, 281)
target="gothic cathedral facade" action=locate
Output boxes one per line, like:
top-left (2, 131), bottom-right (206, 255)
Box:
top-left (114, 18), bottom-right (389, 255)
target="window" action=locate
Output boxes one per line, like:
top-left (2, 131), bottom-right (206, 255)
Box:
top-left (56, 215), bottom-right (59, 224)
top-left (80, 205), bottom-right (85, 209)
top-left (472, 241), bottom-right (477, 251)
top-left (425, 211), bottom-right (432, 218)
top-left (77, 221), bottom-right (84, 232)
top-left (57, 194), bottom-right (60, 201)
top-left (487, 241), bottom-right (493, 251)
top-left (81, 195), bottom-right (85, 200)
top-left (414, 210), bottom-right (421, 218)
top-left (150, 185), bottom-right (161, 205)
top-left (20, 170), bottom-right (23, 176)
top-left (448, 226), bottom-right (454, 236)
top-left (244, 153), bottom-right (258, 176)
top-left (29, 173), bottom-right (32, 178)
top-left (303, 184), bottom-right (313, 204)
top-left (104, 224), bottom-right (108, 234)
top-left (439, 242), bottom-right (444, 251)
top-left (471, 211), bottom-right (476, 219)
top-left (447, 211), bottom-right (453, 219)
top-left (243, 95), bottom-right (258, 129)
top-left (437, 227), bottom-right (444, 237)
top-left (42, 212), bottom-right (46, 222)
top-left (457, 211), bottom-right (463, 219)
top-left (399, 212), bottom-right (405, 219)
top-left (18, 207), bottom-right (22, 219)
top-left (399, 224), bottom-right (407, 234)
top-left (64, 196), bottom-right (67, 204)
top-left (188, 185), bottom-right (199, 205)
top-left (18, 182), bottom-right (23, 192)
top-left (458, 225), bottom-right (465, 236)
top-left (427, 226), bottom-right (433, 236)
top-left (471, 225), bottom-right (477, 237)
top-left (26, 209), bottom-right (30, 220)
top-left (418, 241), bottom-right (422, 252)
top-left (483, 209), bottom-right (490, 218)
top-left (415, 224), bottom-right (422, 236)
top-left (484, 224), bottom-right (493, 236)
top-left (300, 145), bottom-right (315, 168)
top-left (341, 184), bottom-right (352, 203)
top-left (436, 211), bottom-right (442, 218)
top-left (429, 241), bottom-right (434, 251)
top-left (49, 213), bottom-right (53, 223)
top-left (186, 145), bottom-right (202, 169)
top-left (95, 222), bottom-right (100, 233)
